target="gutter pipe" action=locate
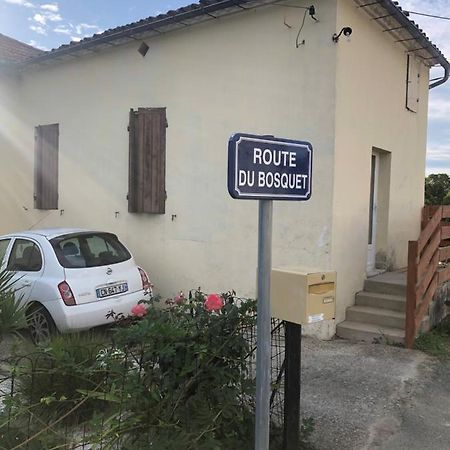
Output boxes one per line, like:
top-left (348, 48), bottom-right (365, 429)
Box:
top-left (429, 64), bottom-right (449, 90)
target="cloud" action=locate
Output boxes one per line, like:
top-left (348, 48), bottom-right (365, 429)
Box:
top-left (429, 97), bottom-right (450, 121)
top-left (398, 1), bottom-right (450, 56)
top-left (74, 23), bottom-right (101, 35)
top-left (33, 11), bottom-right (62, 24)
top-left (52, 22), bottom-right (102, 41)
top-left (40, 3), bottom-right (58, 12)
top-left (32, 13), bottom-right (46, 25)
top-left (46, 12), bottom-right (61, 21)
top-left (29, 24), bottom-right (46, 35)
top-left (28, 39), bottom-right (48, 51)
top-left (426, 144), bottom-right (450, 175)
top-left (53, 26), bottom-right (70, 35)
top-left (3, 0), bottom-right (34, 7)
top-left (427, 145), bottom-right (450, 163)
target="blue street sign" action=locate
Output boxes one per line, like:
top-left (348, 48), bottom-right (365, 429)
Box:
top-left (228, 133), bottom-right (313, 201)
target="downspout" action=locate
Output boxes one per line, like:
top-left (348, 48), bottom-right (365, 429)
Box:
top-left (429, 62), bottom-right (450, 90)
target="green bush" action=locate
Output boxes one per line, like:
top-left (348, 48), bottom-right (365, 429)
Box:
top-left (0, 270), bottom-right (27, 339)
top-left (1, 290), bottom-right (261, 449)
top-left (94, 290), bottom-right (258, 449)
top-left (5, 331), bottom-right (111, 429)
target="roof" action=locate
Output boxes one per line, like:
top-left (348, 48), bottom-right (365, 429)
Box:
top-left (0, 33), bottom-right (43, 64)
top-left (1, 228), bottom-right (92, 240)
top-left (13, 0), bottom-right (450, 82)
top-left (354, 0), bottom-right (449, 85)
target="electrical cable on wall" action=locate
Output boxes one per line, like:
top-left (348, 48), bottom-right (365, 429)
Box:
top-left (295, 5), bottom-right (318, 48)
top-left (296, 9), bottom-right (308, 47)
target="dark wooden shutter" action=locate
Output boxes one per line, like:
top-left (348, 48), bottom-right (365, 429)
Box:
top-left (406, 55), bottom-right (420, 113)
top-left (128, 108), bottom-right (167, 214)
top-left (34, 124), bottom-right (59, 210)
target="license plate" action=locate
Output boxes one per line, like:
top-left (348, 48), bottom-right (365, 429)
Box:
top-left (96, 282), bottom-right (128, 299)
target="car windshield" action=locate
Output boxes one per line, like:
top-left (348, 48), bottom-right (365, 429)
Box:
top-left (50, 233), bottom-right (131, 268)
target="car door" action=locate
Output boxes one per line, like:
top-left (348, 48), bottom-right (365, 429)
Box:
top-left (6, 238), bottom-right (44, 305)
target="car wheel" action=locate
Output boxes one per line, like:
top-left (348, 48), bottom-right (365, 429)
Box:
top-left (27, 305), bottom-right (56, 344)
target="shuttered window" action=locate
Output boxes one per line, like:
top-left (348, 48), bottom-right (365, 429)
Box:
top-left (34, 124), bottom-right (59, 210)
top-left (128, 108), bottom-right (167, 214)
top-left (406, 55), bottom-right (420, 113)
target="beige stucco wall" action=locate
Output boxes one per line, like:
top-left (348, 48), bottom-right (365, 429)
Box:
top-left (0, 71), bottom-right (35, 231)
top-left (331, 0), bottom-right (430, 322)
top-left (0, 2), bottom-right (338, 313)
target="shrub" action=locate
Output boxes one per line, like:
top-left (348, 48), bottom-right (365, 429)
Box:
top-left (1, 290), bottom-right (260, 449)
top-left (0, 270), bottom-right (27, 340)
top-left (5, 331), bottom-right (111, 429)
top-left (94, 289), bottom-right (258, 449)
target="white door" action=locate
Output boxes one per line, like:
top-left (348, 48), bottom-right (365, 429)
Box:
top-left (367, 153), bottom-right (379, 273)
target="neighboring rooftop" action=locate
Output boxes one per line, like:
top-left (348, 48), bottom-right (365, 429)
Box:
top-left (0, 33), bottom-right (43, 64)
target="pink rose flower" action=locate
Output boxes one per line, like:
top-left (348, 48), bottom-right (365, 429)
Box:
top-left (131, 303), bottom-right (147, 317)
top-left (174, 291), bottom-right (185, 305)
top-left (204, 294), bottom-right (224, 312)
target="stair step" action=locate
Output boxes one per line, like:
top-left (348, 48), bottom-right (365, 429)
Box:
top-left (364, 279), bottom-right (406, 296)
top-left (355, 291), bottom-right (406, 312)
top-left (336, 320), bottom-right (404, 345)
top-left (346, 305), bottom-right (405, 329)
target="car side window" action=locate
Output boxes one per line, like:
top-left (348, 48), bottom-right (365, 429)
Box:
top-left (7, 239), bottom-right (43, 272)
top-left (0, 239), bottom-right (11, 266)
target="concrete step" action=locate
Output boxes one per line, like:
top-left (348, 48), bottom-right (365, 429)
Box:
top-left (355, 291), bottom-right (406, 312)
top-left (364, 279), bottom-right (406, 296)
top-left (346, 305), bottom-right (405, 329)
top-left (336, 320), bottom-right (405, 345)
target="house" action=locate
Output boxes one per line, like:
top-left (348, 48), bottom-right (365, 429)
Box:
top-left (0, 0), bottom-right (448, 340)
top-left (0, 32), bottom-right (43, 65)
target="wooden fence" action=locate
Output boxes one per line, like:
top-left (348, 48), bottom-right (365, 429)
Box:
top-left (406, 205), bottom-right (450, 348)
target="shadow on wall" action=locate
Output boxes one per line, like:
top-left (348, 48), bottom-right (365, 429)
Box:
top-left (376, 250), bottom-right (396, 272)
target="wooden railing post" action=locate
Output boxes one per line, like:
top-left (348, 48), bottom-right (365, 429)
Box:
top-left (406, 240), bottom-right (418, 349)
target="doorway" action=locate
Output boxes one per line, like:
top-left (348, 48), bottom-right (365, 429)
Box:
top-left (367, 152), bottom-right (379, 273)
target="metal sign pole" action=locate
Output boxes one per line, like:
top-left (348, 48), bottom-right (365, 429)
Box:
top-left (227, 132), bottom-right (312, 450)
top-left (255, 199), bottom-right (273, 450)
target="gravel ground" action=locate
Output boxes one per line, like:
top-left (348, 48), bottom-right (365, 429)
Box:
top-left (300, 336), bottom-right (449, 450)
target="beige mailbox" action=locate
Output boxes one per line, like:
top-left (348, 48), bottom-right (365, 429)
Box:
top-left (271, 268), bottom-right (336, 325)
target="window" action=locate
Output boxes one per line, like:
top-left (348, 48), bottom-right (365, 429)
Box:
top-left (406, 55), bottom-right (420, 113)
top-left (7, 239), bottom-right (42, 272)
top-left (50, 232), bottom-right (131, 268)
top-left (35, 123), bottom-right (59, 210)
top-left (0, 239), bottom-right (11, 265)
top-left (128, 108), bottom-right (167, 214)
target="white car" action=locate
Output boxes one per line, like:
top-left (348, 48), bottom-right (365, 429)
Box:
top-left (0, 228), bottom-right (152, 342)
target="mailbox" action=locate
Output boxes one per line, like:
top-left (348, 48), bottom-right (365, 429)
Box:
top-left (270, 268), bottom-right (336, 325)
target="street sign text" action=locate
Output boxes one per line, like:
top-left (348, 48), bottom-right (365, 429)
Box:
top-left (228, 134), bottom-right (313, 200)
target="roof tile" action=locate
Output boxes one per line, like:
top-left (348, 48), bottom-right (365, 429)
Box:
top-left (0, 33), bottom-right (43, 64)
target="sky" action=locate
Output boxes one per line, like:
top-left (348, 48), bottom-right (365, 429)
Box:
top-left (0, 0), bottom-right (449, 176)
